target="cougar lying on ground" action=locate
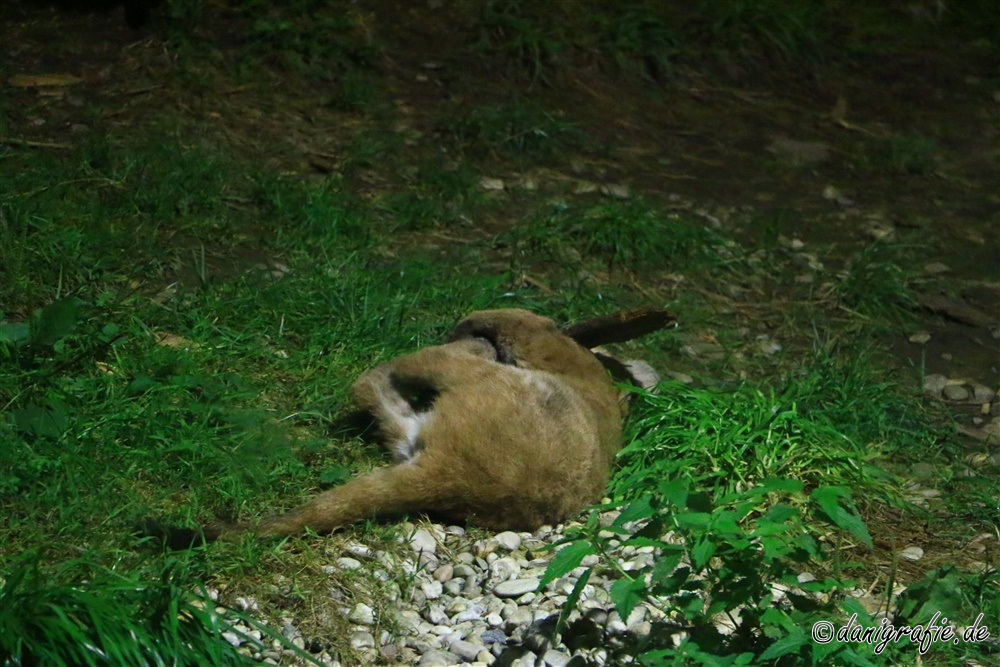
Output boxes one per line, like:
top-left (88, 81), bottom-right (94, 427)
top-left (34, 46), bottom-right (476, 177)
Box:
top-left (163, 308), bottom-right (668, 545)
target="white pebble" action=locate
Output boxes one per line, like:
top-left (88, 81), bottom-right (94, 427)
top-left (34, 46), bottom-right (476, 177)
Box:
top-left (334, 557), bottom-right (363, 571)
top-left (349, 631), bottom-right (376, 650)
top-left (348, 603), bottom-right (375, 625)
top-left (410, 528), bottom-right (438, 554)
top-left (421, 580), bottom-right (444, 600)
top-left (494, 531), bottom-right (522, 551)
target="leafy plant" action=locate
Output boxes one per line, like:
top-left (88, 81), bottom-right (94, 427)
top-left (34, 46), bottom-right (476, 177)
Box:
top-left (532, 373), bottom-right (914, 664)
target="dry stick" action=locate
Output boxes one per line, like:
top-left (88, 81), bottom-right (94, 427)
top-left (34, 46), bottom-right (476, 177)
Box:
top-left (0, 136), bottom-right (72, 149)
top-left (916, 293), bottom-right (998, 329)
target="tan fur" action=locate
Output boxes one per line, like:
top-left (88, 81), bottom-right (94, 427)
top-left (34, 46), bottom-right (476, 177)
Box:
top-left (220, 309), bottom-right (624, 540)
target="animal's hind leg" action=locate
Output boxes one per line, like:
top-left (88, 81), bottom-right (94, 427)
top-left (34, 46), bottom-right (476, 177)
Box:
top-left (253, 462), bottom-right (451, 538)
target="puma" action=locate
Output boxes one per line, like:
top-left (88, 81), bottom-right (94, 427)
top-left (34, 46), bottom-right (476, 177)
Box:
top-left (156, 308), bottom-right (670, 546)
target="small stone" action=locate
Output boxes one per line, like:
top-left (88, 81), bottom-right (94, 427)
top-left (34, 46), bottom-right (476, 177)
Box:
top-left (350, 631), bottom-right (376, 650)
top-left (922, 374), bottom-right (947, 398)
top-left (481, 629), bottom-right (507, 645)
top-left (418, 648), bottom-right (460, 665)
top-left (450, 639), bottom-right (486, 661)
top-left (480, 177), bottom-right (505, 191)
top-left (433, 564), bottom-right (454, 582)
top-left (900, 546), bottom-right (924, 561)
top-left (423, 605), bottom-right (449, 625)
top-left (234, 596), bottom-right (258, 611)
top-left (757, 338), bottom-right (782, 355)
top-left (923, 262), bottom-right (950, 274)
top-left (221, 631), bottom-right (242, 647)
top-left (971, 384), bottom-right (996, 403)
top-left (631, 621), bottom-right (652, 636)
top-left (494, 531), bottom-right (522, 551)
top-left (505, 607), bottom-right (534, 627)
top-left (607, 611), bottom-right (628, 633)
top-left (542, 649), bottom-right (572, 667)
top-left (494, 578), bottom-right (538, 597)
top-left (334, 557), bottom-right (363, 570)
top-left (767, 137), bottom-right (829, 164)
top-left (410, 529), bottom-right (438, 554)
top-left (349, 603), bottom-right (375, 625)
top-left (346, 543), bottom-right (372, 558)
top-left (601, 183), bottom-right (630, 199)
top-left (664, 370), bottom-right (693, 384)
top-left (453, 564), bottom-right (477, 579)
top-left (421, 580), bottom-right (443, 600)
top-left (488, 557), bottom-right (520, 585)
top-left (454, 605), bottom-right (484, 623)
top-left (943, 384), bottom-right (971, 401)
top-left (908, 331), bottom-right (931, 344)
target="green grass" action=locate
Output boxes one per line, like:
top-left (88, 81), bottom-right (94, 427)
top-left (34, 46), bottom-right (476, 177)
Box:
top-left (503, 198), bottom-right (730, 272)
top-left (833, 241), bottom-right (919, 321)
top-left (443, 99), bottom-right (579, 161)
top-left (0, 552), bottom-right (291, 667)
top-left (472, 0), bottom-right (570, 84)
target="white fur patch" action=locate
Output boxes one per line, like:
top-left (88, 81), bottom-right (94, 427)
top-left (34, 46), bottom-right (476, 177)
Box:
top-left (392, 412), bottom-right (430, 462)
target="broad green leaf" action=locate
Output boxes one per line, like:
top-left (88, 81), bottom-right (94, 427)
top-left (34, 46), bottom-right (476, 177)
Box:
top-left (674, 512), bottom-right (711, 530)
top-left (650, 548), bottom-right (683, 584)
top-left (556, 568), bottom-right (591, 633)
top-left (657, 478), bottom-right (688, 508)
top-left (811, 486), bottom-right (873, 548)
top-left (756, 477), bottom-right (803, 494)
top-left (319, 466), bottom-right (351, 485)
top-left (31, 297), bottom-right (82, 347)
top-left (690, 537), bottom-right (716, 569)
top-left (758, 629), bottom-right (806, 661)
top-left (539, 540), bottom-right (593, 588)
top-left (614, 496), bottom-right (656, 527)
top-left (0, 321), bottom-right (30, 346)
top-left (610, 576), bottom-right (645, 620)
